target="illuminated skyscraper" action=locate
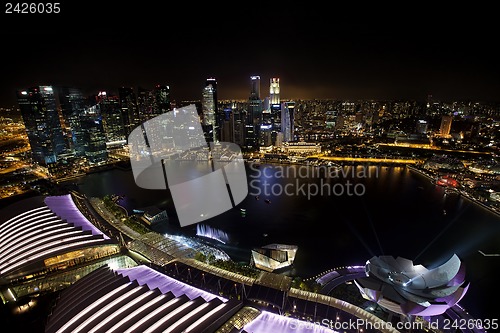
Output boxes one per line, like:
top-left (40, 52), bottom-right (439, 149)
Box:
top-left (153, 85), bottom-right (170, 114)
top-left (57, 86), bottom-right (88, 156)
top-left (202, 78), bottom-right (217, 142)
top-left (137, 87), bottom-right (155, 121)
top-left (206, 77), bottom-right (218, 108)
top-left (248, 76), bottom-right (262, 149)
top-left (17, 86), bottom-right (66, 164)
top-left (119, 87), bottom-right (139, 135)
top-left (440, 115), bottom-right (453, 137)
top-left (270, 78), bottom-right (280, 105)
top-left (281, 101), bottom-right (295, 142)
top-left (416, 119), bottom-right (428, 134)
top-left (79, 106), bottom-right (108, 163)
top-left (95, 91), bottom-right (126, 145)
top-left (250, 75), bottom-right (261, 100)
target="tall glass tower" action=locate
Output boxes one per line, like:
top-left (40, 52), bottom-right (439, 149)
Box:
top-left (57, 86), bottom-right (88, 156)
top-left (247, 76), bottom-right (262, 149)
top-left (153, 85), bottom-right (170, 114)
top-left (281, 101), bottom-right (295, 142)
top-left (250, 75), bottom-right (261, 100)
top-left (95, 91), bottom-right (125, 144)
top-left (137, 87), bottom-right (155, 122)
top-left (202, 79), bottom-right (217, 142)
top-left (17, 86), bottom-right (66, 164)
top-left (119, 87), bottom-right (139, 136)
top-left (270, 78), bottom-right (280, 105)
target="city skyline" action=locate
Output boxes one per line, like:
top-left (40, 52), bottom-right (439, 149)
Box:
top-left (1, 5), bottom-right (499, 106)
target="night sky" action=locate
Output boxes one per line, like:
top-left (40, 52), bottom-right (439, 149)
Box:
top-left (1, 3), bottom-right (499, 106)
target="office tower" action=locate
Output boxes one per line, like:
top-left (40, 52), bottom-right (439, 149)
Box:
top-left (220, 107), bottom-right (233, 143)
top-left (259, 124), bottom-right (273, 147)
top-left (57, 87), bottom-right (89, 156)
top-left (232, 108), bottom-right (246, 146)
top-left (416, 119), bottom-right (428, 134)
top-left (95, 91), bottom-right (126, 144)
top-left (440, 115), bottom-right (452, 137)
top-left (17, 86), bottom-right (66, 164)
top-left (248, 76), bottom-right (262, 149)
top-left (79, 106), bottom-right (108, 163)
top-left (281, 101), bottom-right (295, 142)
top-left (137, 87), bottom-right (155, 121)
top-left (153, 85), bottom-right (170, 114)
top-left (270, 78), bottom-right (280, 105)
top-left (202, 79), bottom-right (217, 142)
top-left (119, 87), bottom-right (139, 135)
top-left (206, 77), bottom-right (218, 108)
top-left (250, 75), bottom-right (260, 100)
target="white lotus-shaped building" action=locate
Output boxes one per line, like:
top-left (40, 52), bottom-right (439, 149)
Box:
top-left (354, 254), bottom-right (469, 316)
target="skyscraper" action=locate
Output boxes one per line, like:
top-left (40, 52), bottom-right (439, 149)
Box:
top-left (270, 78), bottom-right (280, 105)
top-left (416, 119), bottom-right (428, 134)
top-left (119, 87), bottom-right (139, 136)
top-left (137, 87), bottom-right (155, 121)
top-left (153, 85), bottom-right (170, 114)
top-left (440, 115), bottom-right (453, 137)
top-left (95, 91), bottom-right (126, 145)
top-left (57, 86), bottom-right (88, 156)
top-left (202, 78), bottom-right (217, 142)
top-left (79, 106), bottom-right (108, 164)
top-left (250, 75), bottom-right (261, 100)
top-left (17, 86), bottom-right (66, 164)
top-left (206, 77), bottom-right (218, 107)
top-left (281, 101), bottom-right (295, 142)
top-left (248, 76), bottom-right (262, 149)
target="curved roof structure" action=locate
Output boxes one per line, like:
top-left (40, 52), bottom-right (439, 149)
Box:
top-left (354, 254), bottom-right (469, 316)
top-left (45, 264), bottom-right (242, 333)
top-left (0, 194), bottom-right (112, 282)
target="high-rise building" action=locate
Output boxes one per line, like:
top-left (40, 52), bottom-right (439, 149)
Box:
top-left (281, 101), bottom-right (295, 142)
top-left (248, 76), bottom-right (262, 149)
top-left (95, 91), bottom-right (126, 145)
top-left (79, 105), bottom-right (108, 163)
top-left (202, 78), bottom-right (217, 142)
top-left (206, 77), bottom-right (218, 107)
top-left (250, 75), bottom-right (261, 100)
top-left (119, 87), bottom-right (139, 136)
top-left (57, 87), bottom-right (89, 156)
top-left (270, 78), bottom-right (280, 105)
top-left (220, 107), bottom-right (233, 143)
top-left (440, 115), bottom-right (453, 137)
top-left (153, 85), bottom-right (170, 114)
top-left (137, 87), bottom-right (155, 121)
top-left (17, 86), bottom-right (66, 164)
top-left (416, 119), bottom-right (428, 134)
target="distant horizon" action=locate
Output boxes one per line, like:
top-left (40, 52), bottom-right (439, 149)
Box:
top-left (2, 82), bottom-right (500, 109)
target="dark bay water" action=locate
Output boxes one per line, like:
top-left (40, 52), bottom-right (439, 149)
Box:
top-left (74, 163), bottom-right (500, 321)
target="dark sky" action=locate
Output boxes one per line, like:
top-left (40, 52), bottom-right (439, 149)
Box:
top-left (1, 3), bottom-right (499, 106)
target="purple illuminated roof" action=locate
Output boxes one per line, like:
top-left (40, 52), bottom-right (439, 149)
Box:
top-left (44, 195), bottom-right (109, 239)
top-left (117, 265), bottom-right (226, 302)
top-left (244, 311), bottom-right (336, 333)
